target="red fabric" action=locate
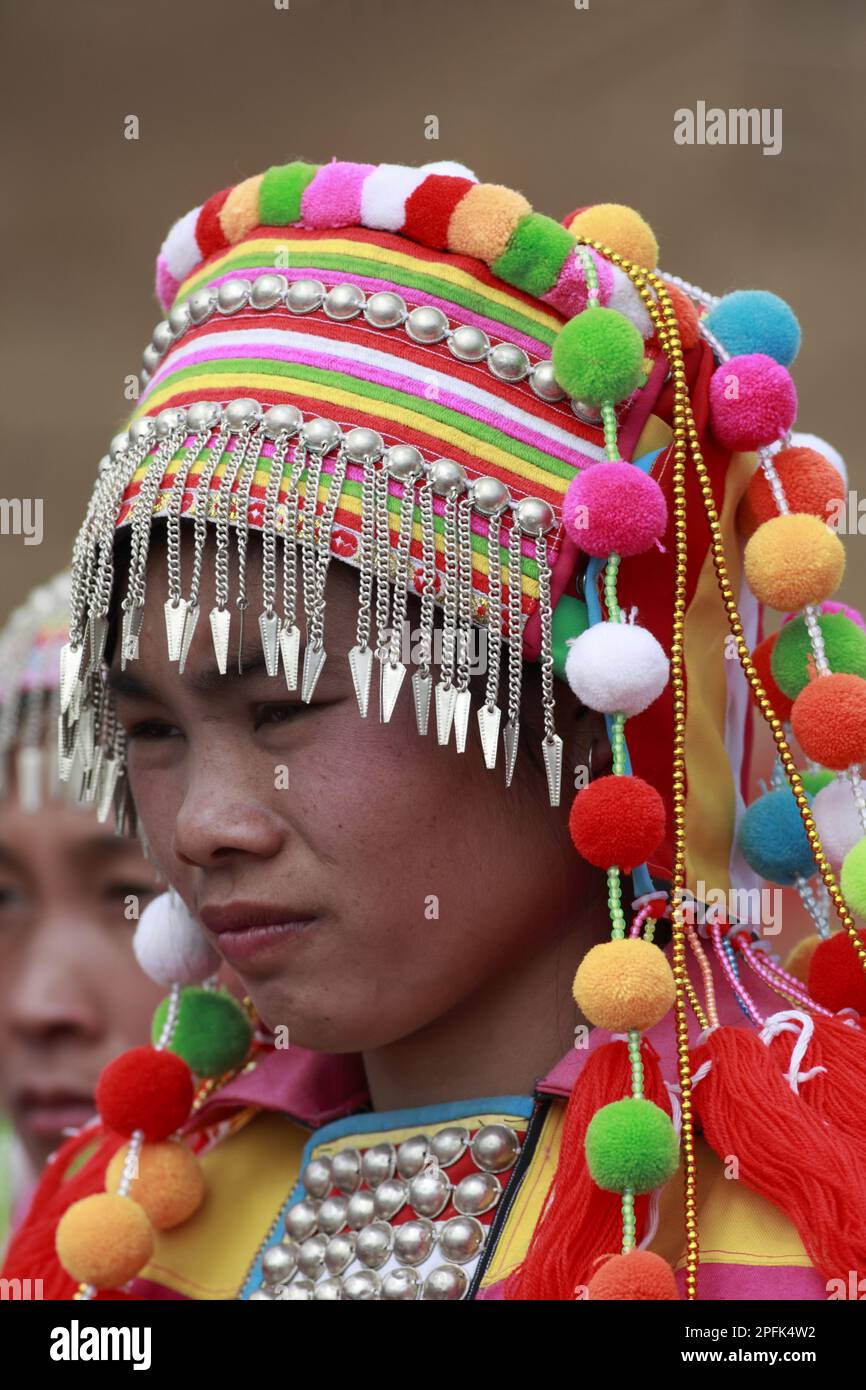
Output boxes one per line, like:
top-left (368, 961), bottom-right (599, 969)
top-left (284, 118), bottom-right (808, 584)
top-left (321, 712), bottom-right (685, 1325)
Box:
top-left (402, 175), bottom-right (475, 250)
top-left (195, 186), bottom-right (232, 258)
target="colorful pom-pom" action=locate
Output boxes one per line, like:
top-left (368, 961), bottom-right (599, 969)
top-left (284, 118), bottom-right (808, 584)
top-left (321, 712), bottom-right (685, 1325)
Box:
top-left (791, 673), bottom-right (866, 770)
top-left (743, 514), bottom-right (845, 611)
top-left (585, 1098), bottom-right (679, 1194)
top-left (133, 891), bottom-right (221, 987)
top-left (789, 431), bottom-right (847, 488)
top-left (587, 1249), bottom-right (679, 1300)
top-left (259, 160), bottom-right (319, 226)
top-left (446, 182), bottom-right (530, 264)
top-left (106, 1140), bottom-right (205, 1230)
top-left (569, 776), bottom-right (666, 872)
top-left (152, 987), bottom-right (252, 1078)
top-left (771, 613), bottom-right (866, 698)
top-left (552, 308), bottom-right (646, 406)
top-left (840, 839), bottom-right (866, 921)
top-left (704, 290), bottom-right (801, 367)
top-left (566, 204), bottom-right (659, 271)
top-left (737, 788), bottom-right (815, 885)
top-left (807, 928), bottom-right (866, 1012)
top-left (492, 211), bottom-right (574, 297)
top-left (800, 768), bottom-right (835, 796)
top-left (96, 1046), bottom-right (194, 1140)
top-left (737, 447), bottom-right (845, 540)
top-left (562, 461), bottom-right (667, 557)
top-left (664, 283), bottom-right (700, 351)
top-left (752, 632), bottom-right (794, 721)
top-left (813, 779), bottom-right (864, 866)
top-left (56, 1193), bottom-right (155, 1288)
top-left (572, 938), bottom-right (675, 1031)
top-left (564, 621), bottom-right (669, 717)
top-left (708, 353), bottom-right (797, 452)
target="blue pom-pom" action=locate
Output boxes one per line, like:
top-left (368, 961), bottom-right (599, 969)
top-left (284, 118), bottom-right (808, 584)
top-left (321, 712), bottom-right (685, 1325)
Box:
top-left (737, 788), bottom-right (815, 885)
top-left (705, 290), bottom-right (801, 367)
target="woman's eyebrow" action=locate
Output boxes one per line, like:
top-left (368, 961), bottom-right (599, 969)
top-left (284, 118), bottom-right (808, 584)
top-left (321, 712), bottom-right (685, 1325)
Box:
top-left (107, 649), bottom-right (271, 701)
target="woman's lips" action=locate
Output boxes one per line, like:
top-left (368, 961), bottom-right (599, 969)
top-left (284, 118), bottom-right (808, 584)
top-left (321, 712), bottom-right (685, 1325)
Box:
top-left (199, 903), bottom-right (318, 965)
top-left (16, 1092), bottom-right (96, 1138)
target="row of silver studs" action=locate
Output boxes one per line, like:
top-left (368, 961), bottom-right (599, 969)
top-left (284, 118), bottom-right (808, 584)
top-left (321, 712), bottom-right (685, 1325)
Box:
top-left (140, 274), bottom-right (611, 427)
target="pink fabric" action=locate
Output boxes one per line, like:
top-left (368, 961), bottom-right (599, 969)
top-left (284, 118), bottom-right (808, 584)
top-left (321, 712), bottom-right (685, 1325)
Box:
top-left (156, 256), bottom-right (180, 313)
top-left (301, 160), bottom-right (376, 229)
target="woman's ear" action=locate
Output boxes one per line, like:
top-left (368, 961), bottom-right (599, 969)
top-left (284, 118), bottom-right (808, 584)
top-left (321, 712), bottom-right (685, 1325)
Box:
top-left (572, 705), bottom-right (613, 787)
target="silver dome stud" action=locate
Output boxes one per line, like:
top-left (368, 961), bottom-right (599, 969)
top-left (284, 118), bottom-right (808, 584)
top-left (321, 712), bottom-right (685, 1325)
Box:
top-left (515, 496), bottom-right (556, 536)
top-left (317, 1195), bottom-right (350, 1236)
top-left (168, 301), bottom-right (191, 337)
top-left (360, 1142), bottom-right (397, 1190)
top-left (188, 288), bottom-right (216, 325)
top-left (382, 1267), bottom-right (421, 1300)
top-left (344, 427), bottom-right (384, 464)
top-left (364, 290), bottom-right (407, 329)
top-left (570, 398), bottom-right (604, 425)
top-left (372, 1177), bottom-right (409, 1222)
top-left (393, 1217), bottom-right (437, 1267)
top-left (355, 1220), bottom-right (395, 1270)
top-left (331, 1148), bottom-right (362, 1195)
top-left (343, 1270), bottom-right (382, 1300)
top-left (429, 458), bottom-right (467, 498)
top-left (396, 1134), bottom-right (430, 1180)
top-left (323, 283), bottom-right (366, 321)
top-left (324, 1231), bottom-right (357, 1276)
top-left (262, 404), bottom-right (302, 439)
top-left (471, 1123), bottom-right (522, 1173)
top-left (313, 1277), bottom-right (344, 1300)
top-left (384, 444), bottom-right (424, 481)
top-left (284, 1197), bottom-right (320, 1243)
top-left (407, 1166), bottom-right (451, 1219)
top-left (287, 278), bottom-right (325, 314)
top-left (186, 401), bottom-right (222, 433)
top-left (440, 1215), bottom-right (486, 1264)
top-left (453, 1170), bottom-right (502, 1216)
top-left (301, 416), bottom-right (342, 454)
top-left (488, 343), bottom-right (530, 382)
top-left (225, 398), bottom-right (263, 432)
top-left (156, 406), bottom-right (187, 438)
top-left (472, 476), bottom-right (511, 516)
top-left (261, 1240), bottom-right (298, 1285)
top-left (406, 304), bottom-right (450, 344)
top-left (296, 1232), bottom-right (328, 1280)
top-left (422, 1263), bottom-right (469, 1300)
top-left (529, 360), bottom-right (567, 402)
top-left (429, 1126), bottom-right (470, 1167)
top-left (217, 278), bottom-right (251, 315)
top-left (250, 273), bottom-right (288, 310)
top-left (346, 1189), bottom-right (376, 1229)
top-left (151, 320), bottom-right (173, 355)
top-left (447, 325), bottom-right (490, 362)
top-left (142, 344), bottom-right (161, 375)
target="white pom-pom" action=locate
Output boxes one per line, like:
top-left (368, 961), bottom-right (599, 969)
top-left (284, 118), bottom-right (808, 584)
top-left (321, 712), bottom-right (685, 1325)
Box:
top-left (160, 205), bottom-right (202, 280)
top-left (607, 265), bottom-right (654, 339)
top-left (564, 621), bottom-right (669, 716)
top-left (134, 890), bottom-right (220, 986)
top-left (360, 164), bottom-right (427, 231)
top-left (788, 431), bottom-right (848, 488)
top-left (813, 779), bottom-right (862, 867)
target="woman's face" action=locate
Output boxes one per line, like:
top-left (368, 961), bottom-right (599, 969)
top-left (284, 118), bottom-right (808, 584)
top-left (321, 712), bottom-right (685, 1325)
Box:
top-left (0, 793), bottom-right (162, 1169)
top-left (109, 533), bottom-right (605, 1052)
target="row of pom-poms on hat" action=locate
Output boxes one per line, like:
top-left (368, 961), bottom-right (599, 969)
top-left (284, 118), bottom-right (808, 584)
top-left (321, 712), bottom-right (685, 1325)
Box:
top-left (679, 279), bottom-right (866, 1016)
top-left (56, 892), bottom-right (256, 1297)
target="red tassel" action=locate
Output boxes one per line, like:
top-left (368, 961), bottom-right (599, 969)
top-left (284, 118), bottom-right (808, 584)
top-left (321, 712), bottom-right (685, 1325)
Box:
top-left (505, 1039), bottom-right (671, 1300)
top-left (1, 1123), bottom-right (125, 1300)
top-left (692, 1025), bottom-right (866, 1284)
top-left (766, 1014), bottom-right (866, 1166)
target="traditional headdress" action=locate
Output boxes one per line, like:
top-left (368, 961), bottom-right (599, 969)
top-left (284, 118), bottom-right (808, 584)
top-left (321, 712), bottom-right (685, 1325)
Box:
top-left (0, 573), bottom-right (78, 812)
top-left (52, 158), bottom-right (866, 1300)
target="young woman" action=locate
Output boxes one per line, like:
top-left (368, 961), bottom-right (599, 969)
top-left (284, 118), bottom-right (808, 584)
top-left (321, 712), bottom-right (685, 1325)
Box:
top-left (5, 159), bottom-right (865, 1302)
top-left (0, 575), bottom-right (163, 1253)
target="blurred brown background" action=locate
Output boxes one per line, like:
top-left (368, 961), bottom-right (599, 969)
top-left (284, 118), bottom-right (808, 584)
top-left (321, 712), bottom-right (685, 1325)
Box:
top-left (0, 0), bottom-right (863, 614)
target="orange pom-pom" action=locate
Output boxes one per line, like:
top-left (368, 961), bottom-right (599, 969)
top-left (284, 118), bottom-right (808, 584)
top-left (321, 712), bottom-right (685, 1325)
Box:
top-left (752, 632), bottom-right (794, 721)
top-left (573, 938), bottom-right (675, 1031)
top-left (56, 1193), bottom-right (154, 1288)
top-left (738, 448), bottom-right (846, 539)
top-left (744, 514), bottom-right (845, 611)
top-left (791, 673), bottom-right (866, 769)
top-left (106, 1140), bottom-right (205, 1230)
top-left (567, 204), bottom-right (659, 270)
top-left (586, 1249), bottom-right (679, 1300)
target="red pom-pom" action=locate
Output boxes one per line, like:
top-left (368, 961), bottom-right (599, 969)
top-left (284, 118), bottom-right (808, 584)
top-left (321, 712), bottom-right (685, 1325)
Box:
top-left (569, 776), bottom-right (666, 871)
top-left (96, 1046), bottom-right (194, 1141)
top-left (403, 175), bottom-right (475, 250)
top-left (791, 672), bottom-right (866, 769)
top-left (195, 186), bottom-right (232, 258)
top-left (752, 632), bottom-right (793, 721)
top-left (587, 1249), bottom-right (679, 1300)
top-left (807, 930), bottom-right (866, 1014)
top-left (665, 284), bottom-right (700, 351)
top-left (709, 353), bottom-right (797, 452)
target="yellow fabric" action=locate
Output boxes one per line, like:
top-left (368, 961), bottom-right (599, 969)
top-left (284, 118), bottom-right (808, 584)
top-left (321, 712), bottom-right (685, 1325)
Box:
top-left (137, 1110), bottom-right (307, 1300)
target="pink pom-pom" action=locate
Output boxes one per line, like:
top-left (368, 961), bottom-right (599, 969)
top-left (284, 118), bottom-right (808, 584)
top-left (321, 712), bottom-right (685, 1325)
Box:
top-left (563, 461), bottom-right (667, 558)
top-left (783, 599), bottom-right (866, 632)
top-left (155, 256), bottom-right (180, 315)
top-left (708, 353), bottom-right (798, 452)
top-left (301, 160), bottom-right (375, 229)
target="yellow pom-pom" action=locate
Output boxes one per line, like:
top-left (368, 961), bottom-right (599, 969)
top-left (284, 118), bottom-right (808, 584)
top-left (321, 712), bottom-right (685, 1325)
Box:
top-left (744, 514), bottom-right (845, 611)
top-left (567, 204), bottom-right (659, 270)
top-left (56, 1193), bottom-right (154, 1288)
top-left (106, 1140), bottom-right (205, 1231)
top-left (573, 937), bottom-right (675, 1031)
top-left (783, 934), bottom-right (822, 985)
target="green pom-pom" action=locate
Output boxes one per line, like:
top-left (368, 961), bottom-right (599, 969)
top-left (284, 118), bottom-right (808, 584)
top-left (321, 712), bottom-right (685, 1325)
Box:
top-left (491, 212), bottom-right (574, 297)
top-left (152, 988), bottom-right (252, 1077)
top-left (841, 839), bottom-right (866, 919)
top-left (801, 768), bottom-right (834, 796)
top-left (771, 614), bottom-right (866, 698)
top-left (259, 161), bottom-right (319, 226)
top-left (551, 307), bottom-right (645, 406)
top-left (585, 1098), bottom-right (679, 1194)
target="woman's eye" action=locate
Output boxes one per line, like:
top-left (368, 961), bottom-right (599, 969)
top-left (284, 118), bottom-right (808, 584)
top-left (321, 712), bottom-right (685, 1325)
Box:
top-left (126, 719), bottom-right (181, 741)
top-left (254, 704), bottom-right (302, 730)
